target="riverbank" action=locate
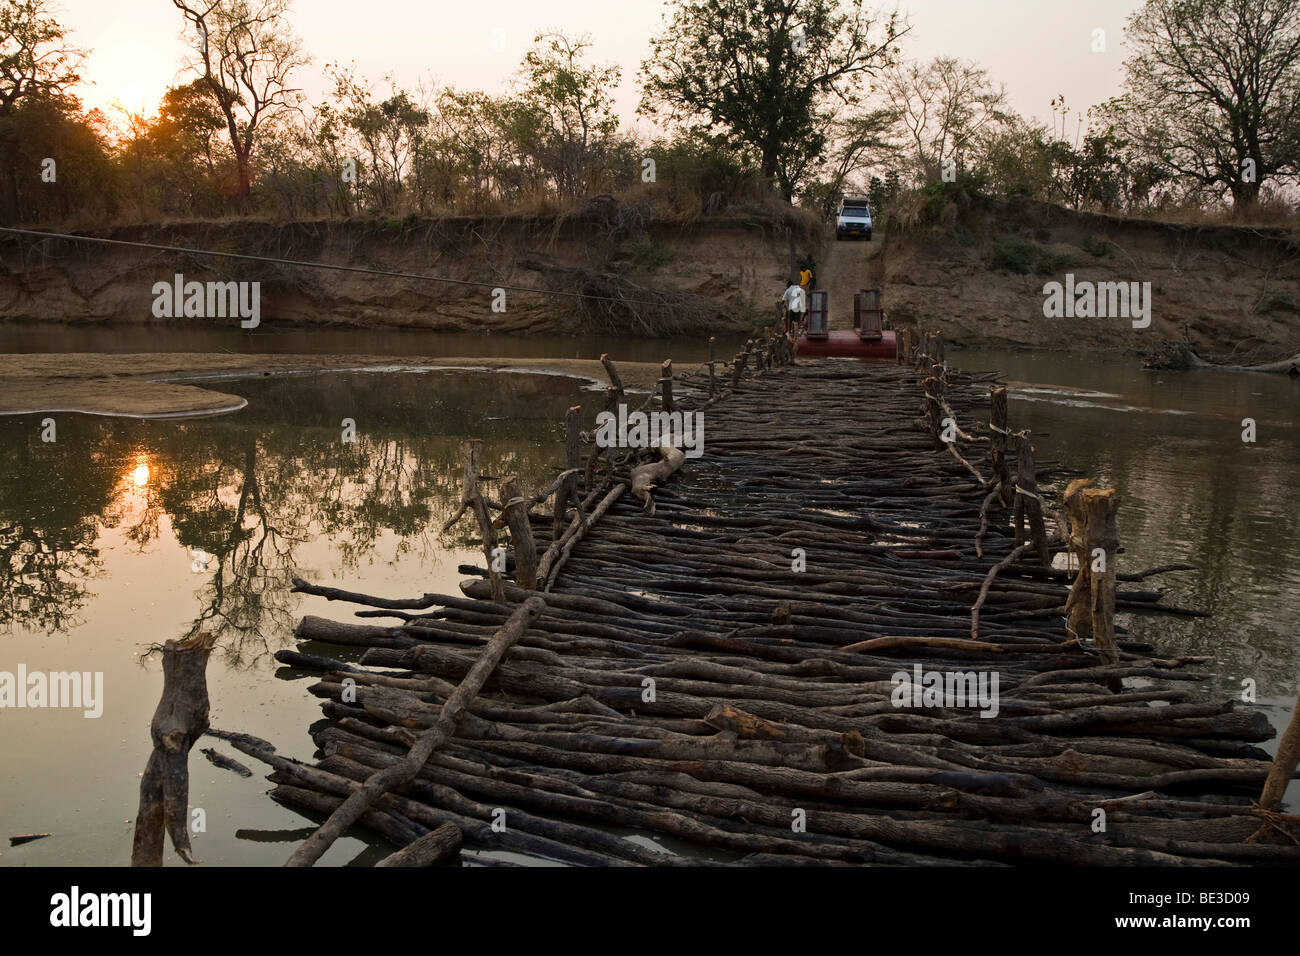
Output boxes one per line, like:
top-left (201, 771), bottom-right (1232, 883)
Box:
top-left (0, 353), bottom-right (666, 417)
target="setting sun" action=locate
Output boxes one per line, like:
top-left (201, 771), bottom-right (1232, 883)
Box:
top-left (131, 460), bottom-right (150, 487)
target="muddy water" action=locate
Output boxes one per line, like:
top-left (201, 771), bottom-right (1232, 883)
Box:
top-left (0, 369), bottom-right (615, 866)
top-left (0, 324), bottom-right (747, 364)
top-left (958, 348), bottom-right (1300, 808)
top-left (1, 340), bottom-right (1297, 867)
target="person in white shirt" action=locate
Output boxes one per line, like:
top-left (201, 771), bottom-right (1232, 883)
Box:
top-left (782, 279), bottom-right (807, 334)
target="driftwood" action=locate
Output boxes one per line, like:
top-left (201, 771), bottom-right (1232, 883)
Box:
top-left (630, 445), bottom-right (687, 517)
top-left (132, 631), bottom-right (218, 866)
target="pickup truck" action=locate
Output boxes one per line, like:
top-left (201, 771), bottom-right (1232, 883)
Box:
top-left (836, 198), bottom-right (873, 240)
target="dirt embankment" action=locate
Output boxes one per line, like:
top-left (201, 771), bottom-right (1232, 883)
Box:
top-left (875, 197), bottom-right (1300, 363)
top-left (0, 205), bottom-right (812, 335)
top-left (3, 198), bottom-right (1296, 362)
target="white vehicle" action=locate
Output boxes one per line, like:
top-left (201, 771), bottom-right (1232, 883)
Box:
top-left (836, 198), bottom-right (873, 240)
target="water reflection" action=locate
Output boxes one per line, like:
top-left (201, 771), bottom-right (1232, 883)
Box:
top-left (0, 370), bottom-right (596, 664)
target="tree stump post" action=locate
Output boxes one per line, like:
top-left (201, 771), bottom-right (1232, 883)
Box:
top-left (131, 631), bottom-right (218, 866)
top-left (660, 359), bottom-right (675, 411)
top-left (1253, 689), bottom-right (1300, 840)
top-left (707, 336), bottom-right (717, 397)
top-left (599, 353), bottom-right (625, 402)
top-left (442, 439), bottom-right (505, 603)
top-left (501, 476), bottom-right (538, 590)
top-left (989, 386), bottom-right (1011, 507)
top-left (554, 405), bottom-right (583, 540)
top-left (1064, 479), bottom-right (1119, 665)
top-left (1013, 437), bottom-right (1049, 565)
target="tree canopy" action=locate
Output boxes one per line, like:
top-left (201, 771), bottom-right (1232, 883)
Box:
top-left (640, 0), bottom-right (905, 199)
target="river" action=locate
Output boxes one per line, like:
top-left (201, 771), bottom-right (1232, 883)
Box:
top-left (0, 331), bottom-right (1295, 865)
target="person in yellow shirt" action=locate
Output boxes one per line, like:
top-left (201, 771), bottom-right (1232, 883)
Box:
top-left (799, 267), bottom-right (812, 288)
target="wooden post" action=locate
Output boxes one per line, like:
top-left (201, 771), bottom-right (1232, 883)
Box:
top-left (375, 822), bottom-right (462, 867)
top-left (989, 386), bottom-right (1011, 506)
top-left (1084, 487), bottom-right (1120, 666)
top-left (1064, 479), bottom-right (1119, 665)
top-left (660, 359), bottom-right (675, 411)
top-left (600, 353), bottom-right (625, 401)
top-left (554, 405), bottom-right (582, 540)
top-left (732, 351), bottom-right (747, 386)
top-left (1013, 438), bottom-right (1049, 565)
top-left (501, 476), bottom-right (538, 590)
top-left (1255, 690), bottom-right (1300, 825)
top-left (131, 631), bottom-right (218, 866)
top-left (707, 336), bottom-right (717, 398)
top-left (922, 375), bottom-right (944, 446)
top-left (442, 439), bottom-right (505, 603)
top-left (932, 332), bottom-right (945, 366)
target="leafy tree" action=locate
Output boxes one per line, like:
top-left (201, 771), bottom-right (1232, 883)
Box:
top-left (0, 0), bottom-right (83, 221)
top-left (1116, 0), bottom-right (1300, 210)
top-left (516, 33), bottom-right (621, 199)
top-left (640, 0), bottom-right (905, 199)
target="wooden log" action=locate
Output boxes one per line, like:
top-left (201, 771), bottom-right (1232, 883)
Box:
top-left (284, 596), bottom-right (546, 867)
top-left (500, 476), bottom-right (538, 590)
top-left (132, 631), bottom-right (217, 866)
top-left (541, 484), bottom-right (626, 590)
top-left (374, 822), bottom-right (463, 866)
top-left (971, 543), bottom-right (1035, 640)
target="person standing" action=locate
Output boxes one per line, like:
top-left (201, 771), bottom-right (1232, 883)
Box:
top-left (782, 279), bottom-right (807, 334)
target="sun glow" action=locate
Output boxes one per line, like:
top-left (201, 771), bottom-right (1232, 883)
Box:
top-left (131, 459), bottom-right (150, 488)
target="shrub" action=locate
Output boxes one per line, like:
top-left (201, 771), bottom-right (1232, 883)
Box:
top-left (991, 238), bottom-right (1034, 274)
top-left (1082, 233), bottom-right (1114, 257)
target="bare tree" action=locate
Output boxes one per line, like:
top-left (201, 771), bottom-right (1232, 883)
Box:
top-left (880, 56), bottom-right (1010, 185)
top-left (1117, 0), bottom-right (1300, 210)
top-left (171, 0), bottom-right (308, 197)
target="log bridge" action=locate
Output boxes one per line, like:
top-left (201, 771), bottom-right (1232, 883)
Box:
top-left (211, 329), bottom-right (1300, 867)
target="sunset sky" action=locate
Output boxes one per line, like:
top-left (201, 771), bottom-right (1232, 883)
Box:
top-left (63, 0), bottom-right (1144, 136)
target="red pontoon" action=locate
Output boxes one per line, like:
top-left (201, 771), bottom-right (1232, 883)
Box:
top-left (796, 288), bottom-right (896, 359)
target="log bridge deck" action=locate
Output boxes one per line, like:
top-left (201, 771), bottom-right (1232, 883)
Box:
top-left (212, 333), bottom-right (1300, 867)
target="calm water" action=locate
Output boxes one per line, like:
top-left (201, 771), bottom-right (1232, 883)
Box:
top-left (0, 323), bottom-right (746, 364)
top-left (1, 339), bottom-right (1297, 866)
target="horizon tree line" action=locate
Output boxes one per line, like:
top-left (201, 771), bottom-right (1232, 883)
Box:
top-left (1, 0), bottom-right (1297, 228)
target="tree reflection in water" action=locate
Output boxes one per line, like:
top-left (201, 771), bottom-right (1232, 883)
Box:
top-left (0, 370), bottom-right (597, 665)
